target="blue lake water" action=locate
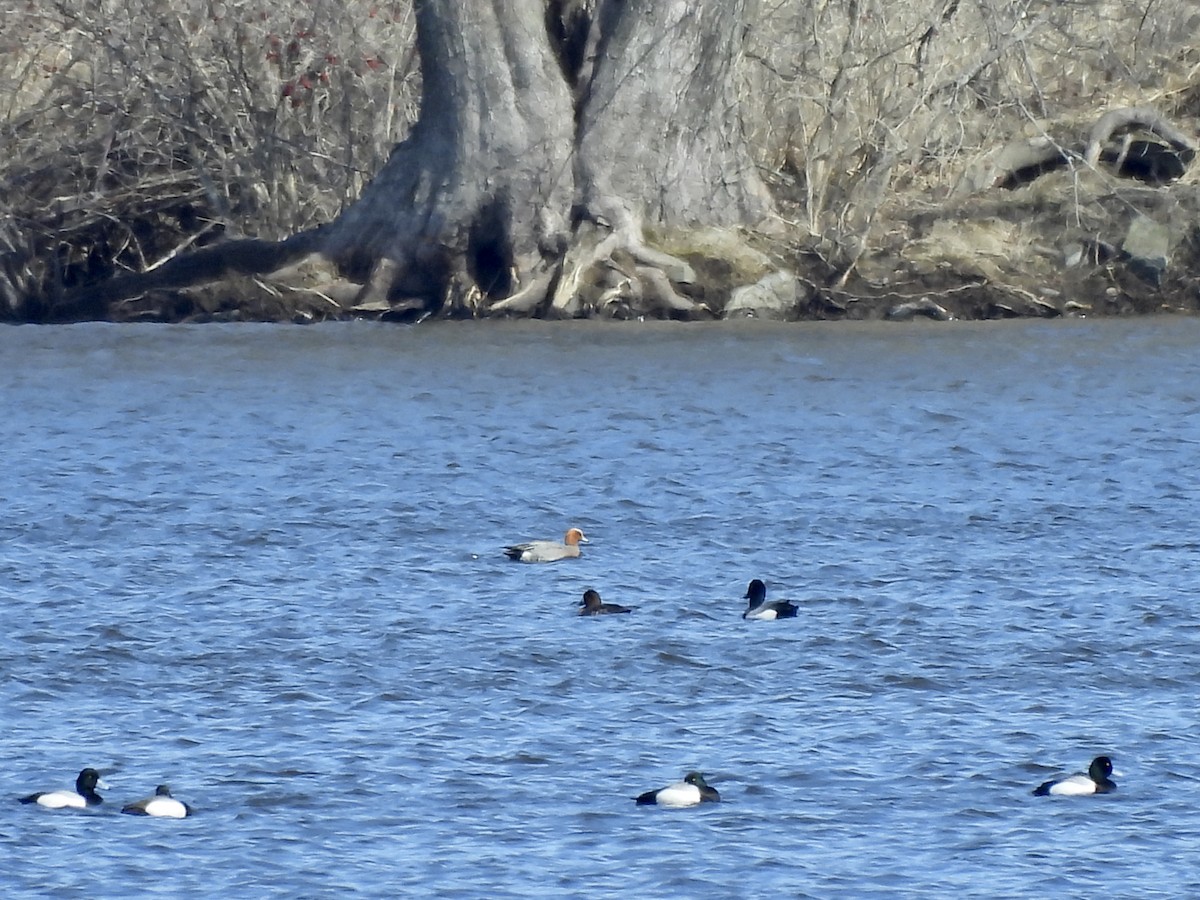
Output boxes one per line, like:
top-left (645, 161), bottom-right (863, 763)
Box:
top-left (2, 318), bottom-right (1199, 897)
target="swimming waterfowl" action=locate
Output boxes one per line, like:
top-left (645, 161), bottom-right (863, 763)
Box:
top-left (19, 768), bottom-right (104, 809)
top-left (578, 589), bottom-right (633, 616)
top-left (1033, 755), bottom-right (1116, 796)
top-left (122, 784), bottom-right (193, 818)
top-left (504, 527), bottom-right (588, 563)
top-left (741, 579), bottom-right (797, 620)
top-left (635, 772), bottom-right (720, 807)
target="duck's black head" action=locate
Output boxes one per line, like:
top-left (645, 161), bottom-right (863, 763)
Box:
top-left (744, 579), bottom-right (767, 606)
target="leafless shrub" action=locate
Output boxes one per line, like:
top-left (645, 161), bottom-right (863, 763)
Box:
top-left (0, 0), bottom-right (418, 319)
top-left (744, 0), bottom-right (1200, 274)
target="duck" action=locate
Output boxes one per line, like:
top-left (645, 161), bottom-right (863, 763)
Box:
top-left (578, 588), bottom-right (633, 616)
top-left (635, 771), bottom-right (720, 807)
top-left (19, 768), bottom-right (104, 809)
top-left (1033, 755), bottom-right (1116, 796)
top-left (741, 579), bottom-right (797, 620)
top-left (122, 784), bottom-right (193, 818)
top-left (503, 527), bottom-right (588, 563)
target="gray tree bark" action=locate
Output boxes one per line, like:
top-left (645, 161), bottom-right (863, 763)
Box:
top-left (576, 0), bottom-right (771, 228)
top-left (323, 0), bottom-right (577, 314)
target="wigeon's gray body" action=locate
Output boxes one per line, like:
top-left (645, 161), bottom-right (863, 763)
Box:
top-left (504, 528), bottom-right (588, 563)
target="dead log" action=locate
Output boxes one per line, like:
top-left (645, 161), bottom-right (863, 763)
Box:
top-left (1084, 107), bottom-right (1197, 168)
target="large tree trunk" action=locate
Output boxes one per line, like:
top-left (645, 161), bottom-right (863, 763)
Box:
top-left (322, 0), bottom-right (577, 316)
top-left (556, 0), bottom-right (773, 317)
top-left (66, 0), bottom-right (774, 321)
top-left (577, 0), bottom-right (771, 228)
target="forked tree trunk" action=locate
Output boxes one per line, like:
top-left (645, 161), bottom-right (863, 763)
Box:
top-left (69, 0), bottom-right (774, 320)
top-left (322, 0), bottom-right (577, 314)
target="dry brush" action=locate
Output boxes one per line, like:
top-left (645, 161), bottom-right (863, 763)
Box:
top-left (1, 0), bottom-right (1198, 321)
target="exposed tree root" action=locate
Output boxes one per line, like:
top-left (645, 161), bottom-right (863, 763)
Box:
top-left (528, 203), bottom-right (711, 319)
top-left (52, 229), bottom-right (324, 321)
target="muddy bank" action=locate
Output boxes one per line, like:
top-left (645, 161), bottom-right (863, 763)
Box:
top-left (97, 148), bottom-right (1200, 325)
top-left (12, 105), bottom-right (1197, 326)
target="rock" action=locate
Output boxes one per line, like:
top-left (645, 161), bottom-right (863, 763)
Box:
top-left (986, 296), bottom-right (1060, 319)
top-left (1122, 215), bottom-right (1170, 286)
top-left (723, 270), bottom-right (799, 319)
top-left (1025, 295), bottom-right (1062, 317)
top-left (1064, 238), bottom-right (1119, 267)
top-left (886, 297), bottom-right (951, 321)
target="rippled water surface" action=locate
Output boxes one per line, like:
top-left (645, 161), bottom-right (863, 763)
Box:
top-left (3, 319), bottom-right (1199, 897)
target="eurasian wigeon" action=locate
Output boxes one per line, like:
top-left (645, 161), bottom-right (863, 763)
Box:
top-left (503, 527), bottom-right (588, 563)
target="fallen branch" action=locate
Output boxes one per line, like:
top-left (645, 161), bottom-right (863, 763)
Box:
top-left (1084, 107), bottom-right (1198, 167)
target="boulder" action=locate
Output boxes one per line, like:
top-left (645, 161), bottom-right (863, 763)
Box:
top-left (1122, 215), bottom-right (1171, 286)
top-left (723, 270), bottom-right (799, 319)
